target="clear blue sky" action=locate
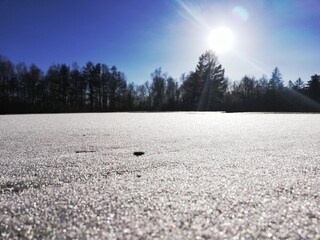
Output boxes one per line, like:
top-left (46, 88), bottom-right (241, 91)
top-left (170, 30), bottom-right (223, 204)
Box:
top-left (1, 0), bottom-right (319, 84)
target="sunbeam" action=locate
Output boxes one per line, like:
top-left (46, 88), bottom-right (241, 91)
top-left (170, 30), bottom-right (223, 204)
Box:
top-left (285, 88), bottom-right (320, 112)
top-left (174, 0), bottom-right (210, 29)
top-left (232, 49), bottom-right (271, 76)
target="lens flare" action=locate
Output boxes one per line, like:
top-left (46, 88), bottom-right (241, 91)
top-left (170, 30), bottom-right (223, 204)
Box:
top-left (232, 6), bottom-right (249, 22)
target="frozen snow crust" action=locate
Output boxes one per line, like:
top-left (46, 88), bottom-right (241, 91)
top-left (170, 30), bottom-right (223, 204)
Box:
top-left (0, 112), bottom-right (319, 239)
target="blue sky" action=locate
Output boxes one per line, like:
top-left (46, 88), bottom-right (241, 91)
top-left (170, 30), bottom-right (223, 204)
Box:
top-left (0, 0), bottom-right (319, 84)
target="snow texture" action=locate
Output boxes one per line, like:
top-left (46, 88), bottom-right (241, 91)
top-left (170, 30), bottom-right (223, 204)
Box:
top-left (0, 112), bottom-right (319, 239)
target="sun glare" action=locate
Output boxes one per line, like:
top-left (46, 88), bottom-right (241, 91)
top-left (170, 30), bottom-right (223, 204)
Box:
top-left (207, 27), bottom-right (234, 53)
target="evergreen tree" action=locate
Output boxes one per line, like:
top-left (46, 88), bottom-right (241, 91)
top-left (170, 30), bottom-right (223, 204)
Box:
top-left (306, 74), bottom-right (320, 102)
top-left (269, 67), bottom-right (283, 91)
top-left (293, 77), bottom-right (304, 90)
top-left (181, 71), bottom-right (199, 110)
top-left (182, 50), bottom-right (227, 110)
top-left (267, 67), bottom-right (283, 110)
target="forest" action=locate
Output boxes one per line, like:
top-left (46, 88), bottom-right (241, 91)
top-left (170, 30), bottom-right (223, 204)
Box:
top-left (0, 50), bottom-right (319, 114)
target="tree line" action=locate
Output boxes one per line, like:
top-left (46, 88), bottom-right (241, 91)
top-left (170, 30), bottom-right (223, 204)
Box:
top-left (1, 51), bottom-right (320, 114)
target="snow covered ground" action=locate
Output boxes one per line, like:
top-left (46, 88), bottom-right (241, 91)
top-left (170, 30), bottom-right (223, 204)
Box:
top-left (0, 112), bottom-right (319, 239)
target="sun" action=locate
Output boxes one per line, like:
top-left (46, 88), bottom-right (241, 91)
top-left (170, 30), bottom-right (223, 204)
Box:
top-left (207, 27), bottom-right (234, 53)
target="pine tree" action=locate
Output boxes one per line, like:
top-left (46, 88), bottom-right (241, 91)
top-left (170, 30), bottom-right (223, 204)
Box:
top-left (269, 67), bottom-right (283, 91)
top-left (181, 50), bottom-right (227, 110)
top-left (293, 77), bottom-right (304, 90)
top-left (306, 74), bottom-right (320, 102)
